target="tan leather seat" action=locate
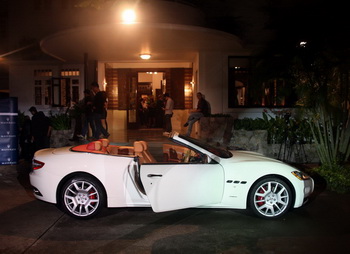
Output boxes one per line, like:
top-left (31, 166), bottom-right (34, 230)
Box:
top-left (107, 145), bottom-right (119, 155)
top-left (163, 144), bottom-right (190, 162)
top-left (86, 141), bottom-right (104, 153)
top-left (140, 141), bottom-right (156, 163)
top-left (134, 141), bottom-right (156, 164)
top-left (134, 141), bottom-right (145, 164)
top-left (118, 146), bottom-right (134, 155)
top-left (99, 138), bottom-right (109, 153)
top-left (107, 145), bottom-right (134, 155)
top-left (98, 138), bottom-right (109, 147)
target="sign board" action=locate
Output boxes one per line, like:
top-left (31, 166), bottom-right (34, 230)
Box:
top-left (0, 98), bottom-right (18, 165)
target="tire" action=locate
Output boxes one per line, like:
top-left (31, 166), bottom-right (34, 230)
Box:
top-left (60, 175), bottom-right (105, 219)
top-left (248, 177), bottom-right (293, 219)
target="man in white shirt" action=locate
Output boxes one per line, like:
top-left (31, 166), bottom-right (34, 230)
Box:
top-left (163, 93), bottom-right (174, 135)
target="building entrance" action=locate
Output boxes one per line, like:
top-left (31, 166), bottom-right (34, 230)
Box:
top-left (127, 72), bottom-right (165, 129)
top-left (105, 67), bottom-right (193, 130)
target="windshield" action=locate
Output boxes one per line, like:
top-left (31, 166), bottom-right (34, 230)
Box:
top-left (177, 134), bottom-right (232, 158)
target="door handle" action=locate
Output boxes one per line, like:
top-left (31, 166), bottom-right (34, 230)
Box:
top-left (147, 174), bottom-right (163, 178)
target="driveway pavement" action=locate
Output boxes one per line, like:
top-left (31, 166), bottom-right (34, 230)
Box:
top-left (1, 145), bottom-right (350, 253)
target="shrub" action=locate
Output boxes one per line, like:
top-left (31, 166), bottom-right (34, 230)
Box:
top-left (49, 112), bottom-right (71, 130)
top-left (315, 165), bottom-right (350, 193)
top-left (209, 113), bottom-right (231, 118)
top-left (233, 112), bottom-right (313, 144)
top-left (233, 117), bottom-right (269, 131)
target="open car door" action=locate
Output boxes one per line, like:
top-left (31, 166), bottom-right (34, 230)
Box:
top-left (140, 163), bottom-right (224, 212)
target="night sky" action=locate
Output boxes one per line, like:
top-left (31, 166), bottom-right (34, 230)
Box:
top-left (197, 0), bottom-right (350, 51)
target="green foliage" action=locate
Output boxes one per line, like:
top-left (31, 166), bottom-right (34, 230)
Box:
top-left (234, 117), bottom-right (269, 131)
top-left (234, 110), bottom-right (313, 144)
top-left (209, 113), bottom-right (231, 118)
top-left (49, 112), bottom-right (71, 130)
top-left (291, 46), bottom-right (350, 167)
top-left (306, 108), bottom-right (350, 167)
top-left (315, 164), bottom-right (350, 194)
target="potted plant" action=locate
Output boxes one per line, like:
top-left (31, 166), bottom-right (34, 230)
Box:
top-left (49, 109), bottom-right (73, 148)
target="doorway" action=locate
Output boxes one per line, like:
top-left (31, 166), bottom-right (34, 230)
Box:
top-left (127, 72), bottom-right (165, 129)
top-left (105, 66), bottom-right (193, 130)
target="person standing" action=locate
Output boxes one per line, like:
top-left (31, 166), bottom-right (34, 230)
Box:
top-left (148, 95), bottom-right (156, 128)
top-left (29, 106), bottom-right (52, 152)
top-left (69, 99), bottom-right (83, 141)
top-left (163, 93), bottom-right (174, 135)
top-left (91, 82), bottom-right (110, 139)
top-left (140, 96), bottom-right (149, 128)
top-left (155, 94), bottom-right (165, 128)
top-left (79, 89), bottom-right (95, 140)
top-left (183, 92), bottom-right (210, 136)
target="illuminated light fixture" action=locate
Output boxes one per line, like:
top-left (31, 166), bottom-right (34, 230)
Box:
top-left (122, 9), bottom-right (136, 24)
top-left (299, 41), bottom-right (307, 48)
top-left (140, 54), bottom-right (151, 60)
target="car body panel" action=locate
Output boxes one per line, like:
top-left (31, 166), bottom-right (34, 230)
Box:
top-left (217, 157), bottom-right (313, 209)
top-left (140, 163), bottom-right (224, 212)
top-left (30, 132), bottom-right (314, 218)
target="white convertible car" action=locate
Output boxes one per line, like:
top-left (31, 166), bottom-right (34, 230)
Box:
top-left (30, 132), bottom-right (314, 219)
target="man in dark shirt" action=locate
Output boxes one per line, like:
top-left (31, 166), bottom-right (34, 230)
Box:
top-left (91, 82), bottom-right (110, 139)
top-left (183, 92), bottom-right (210, 136)
top-left (79, 89), bottom-right (96, 139)
top-left (29, 106), bottom-right (52, 151)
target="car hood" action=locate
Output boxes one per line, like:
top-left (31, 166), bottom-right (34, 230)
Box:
top-left (228, 150), bottom-right (281, 163)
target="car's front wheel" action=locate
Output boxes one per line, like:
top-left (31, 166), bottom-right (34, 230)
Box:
top-left (248, 177), bottom-right (292, 219)
top-left (60, 175), bottom-right (105, 219)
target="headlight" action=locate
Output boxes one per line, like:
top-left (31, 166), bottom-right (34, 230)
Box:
top-left (292, 171), bottom-right (311, 180)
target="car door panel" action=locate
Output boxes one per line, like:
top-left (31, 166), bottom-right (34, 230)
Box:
top-left (140, 163), bottom-right (224, 212)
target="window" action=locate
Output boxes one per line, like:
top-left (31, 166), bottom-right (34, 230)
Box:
top-left (228, 56), bottom-right (297, 108)
top-left (44, 79), bottom-right (52, 105)
top-left (72, 86), bottom-right (79, 104)
top-left (61, 68), bottom-right (80, 77)
top-left (52, 78), bottom-right (71, 107)
top-left (34, 68), bottom-right (81, 107)
top-left (34, 69), bottom-right (52, 106)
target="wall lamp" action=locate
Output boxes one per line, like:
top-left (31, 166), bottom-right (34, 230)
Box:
top-left (140, 54), bottom-right (151, 60)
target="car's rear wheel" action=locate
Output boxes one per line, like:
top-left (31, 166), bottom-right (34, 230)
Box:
top-left (248, 177), bottom-right (292, 219)
top-left (60, 175), bottom-right (105, 219)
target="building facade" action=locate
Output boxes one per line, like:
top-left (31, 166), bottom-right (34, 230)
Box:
top-left (2, 0), bottom-right (277, 135)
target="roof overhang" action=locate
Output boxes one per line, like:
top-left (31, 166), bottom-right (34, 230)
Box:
top-left (40, 22), bottom-right (243, 63)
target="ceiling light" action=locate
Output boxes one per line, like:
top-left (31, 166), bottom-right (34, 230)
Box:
top-left (122, 9), bottom-right (136, 24)
top-left (140, 54), bottom-right (151, 60)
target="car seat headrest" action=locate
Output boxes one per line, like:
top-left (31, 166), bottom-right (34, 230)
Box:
top-left (134, 141), bottom-right (144, 153)
top-left (98, 138), bottom-right (109, 147)
top-left (140, 141), bottom-right (148, 150)
top-left (86, 141), bottom-right (102, 151)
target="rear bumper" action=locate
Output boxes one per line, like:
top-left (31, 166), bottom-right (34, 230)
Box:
top-left (30, 171), bottom-right (60, 204)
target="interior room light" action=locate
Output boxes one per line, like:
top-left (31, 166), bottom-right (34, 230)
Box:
top-left (140, 54), bottom-right (151, 60)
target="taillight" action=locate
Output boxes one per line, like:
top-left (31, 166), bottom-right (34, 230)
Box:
top-left (32, 159), bottom-right (45, 170)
